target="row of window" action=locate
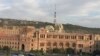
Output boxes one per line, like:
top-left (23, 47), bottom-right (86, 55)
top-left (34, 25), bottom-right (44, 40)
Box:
top-left (0, 31), bottom-right (19, 34)
top-left (40, 34), bottom-right (92, 40)
top-left (0, 38), bottom-right (19, 41)
top-left (0, 26), bottom-right (20, 29)
top-left (0, 45), bottom-right (18, 49)
top-left (39, 42), bottom-right (83, 48)
top-left (0, 41), bottom-right (19, 45)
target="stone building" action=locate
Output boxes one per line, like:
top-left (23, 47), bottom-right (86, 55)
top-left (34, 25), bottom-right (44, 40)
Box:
top-left (0, 25), bottom-right (100, 53)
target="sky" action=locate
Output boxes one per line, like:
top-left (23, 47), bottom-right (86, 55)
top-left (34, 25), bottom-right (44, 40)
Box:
top-left (0, 0), bottom-right (100, 28)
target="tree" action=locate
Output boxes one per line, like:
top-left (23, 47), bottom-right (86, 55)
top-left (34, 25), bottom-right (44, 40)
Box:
top-left (0, 46), bottom-right (2, 50)
top-left (92, 50), bottom-right (100, 56)
top-left (60, 48), bottom-right (65, 54)
top-left (30, 49), bottom-right (34, 53)
top-left (3, 46), bottom-right (10, 51)
top-left (2, 46), bottom-right (10, 56)
top-left (65, 48), bottom-right (75, 54)
top-left (46, 49), bottom-right (52, 53)
top-left (52, 48), bottom-right (61, 53)
top-left (0, 46), bottom-right (2, 52)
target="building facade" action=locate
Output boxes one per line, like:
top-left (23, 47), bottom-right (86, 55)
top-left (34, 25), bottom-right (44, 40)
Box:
top-left (0, 26), bottom-right (100, 53)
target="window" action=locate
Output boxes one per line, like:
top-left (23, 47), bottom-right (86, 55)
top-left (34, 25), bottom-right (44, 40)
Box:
top-left (15, 42), bottom-right (17, 44)
top-left (71, 36), bottom-right (76, 39)
top-left (12, 42), bottom-right (14, 44)
top-left (40, 34), bottom-right (45, 38)
top-left (47, 35), bottom-right (51, 38)
top-left (78, 44), bottom-right (83, 48)
top-left (53, 42), bottom-right (57, 46)
top-left (65, 35), bottom-right (70, 39)
top-left (79, 36), bottom-right (84, 40)
top-left (10, 42), bottom-right (11, 44)
top-left (59, 42), bottom-right (63, 47)
top-left (32, 39), bottom-right (33, 42)
top-left (7, 26), bottom-right (13, 29)
top-left (66, 42), bottom-right (70, 47)
top-left (90, 46), bottom-right (92, 48)
top-left (47, 42), bottom-right (51, 46)
top-left (89, 35), bottom-right (92, 40)
top-left (59, 35), bottom-right (64, 39)
top-left (40, 43), bottom-right (44, 46)
top-left (33, 32), bottom-right (37, 37)
top-left (72, 43), bottom-right (76, 47)
top-left (31, 44), bottom-right (33, 46)
top-left (74, 36), bottom-right (77, 39)
top-left (53, 35), bottom-right (57, 38)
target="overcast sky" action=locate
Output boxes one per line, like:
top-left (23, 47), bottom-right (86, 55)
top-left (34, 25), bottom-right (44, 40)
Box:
top-left (0, 0), bottom-right (100, 28)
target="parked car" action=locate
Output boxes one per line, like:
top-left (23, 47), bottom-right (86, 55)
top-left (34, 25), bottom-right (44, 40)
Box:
top-left (27, 53), bottom-right (35, 56)
top-left (18, 54), bottom-right (24, 56)
top-left (12, 54), bottom-right (18, 56)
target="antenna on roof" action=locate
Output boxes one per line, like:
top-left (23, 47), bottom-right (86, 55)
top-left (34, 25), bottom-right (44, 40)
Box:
top-left (54, 4), bottom-right (56, 25)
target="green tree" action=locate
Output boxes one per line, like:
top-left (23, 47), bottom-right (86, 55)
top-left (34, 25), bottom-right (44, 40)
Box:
top-left (46, 49), bottom-right (52, 53)
top-left (0, 46), bottom-right (2, 52)
top-left (40, 48), bottom-right (44, 55)
top-left (65, 48), bottom-right (75, 54)
top-left (3, 46), bottom-right (10, 51)
top-left (0, 46), bottom-right (2, 50)
top-left (2, 46), bottom-right (10, 56)
top-left (92, 50), bottom-right (100, 56)
top-left (52, 48), bottom-right (61, 53)
top-left (60, 48), bottom-right (65, 54)
top-left (30, 49), bottom-right (34, 53)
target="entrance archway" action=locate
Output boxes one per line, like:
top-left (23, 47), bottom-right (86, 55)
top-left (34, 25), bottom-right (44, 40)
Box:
top-left (21, 44), bottom-right (25, 51)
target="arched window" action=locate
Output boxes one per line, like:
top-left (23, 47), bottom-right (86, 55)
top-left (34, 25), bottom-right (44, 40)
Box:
top-left (66, 42), bottom-right (70, 47)
top-left (47, 42), bottom-right (51, 46)
top-left (53, 42), bottom-right (57, 46)
top-left (31, 44), bottom-right (33, 46)
top-left (59, 42), bottom-right (63, 47)
top-left (40, 43), bottom-right (44, 46)
top-left (72, 43), bottom-right (76, 47)
top-left (89, 35), bottom-right (92, 40)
